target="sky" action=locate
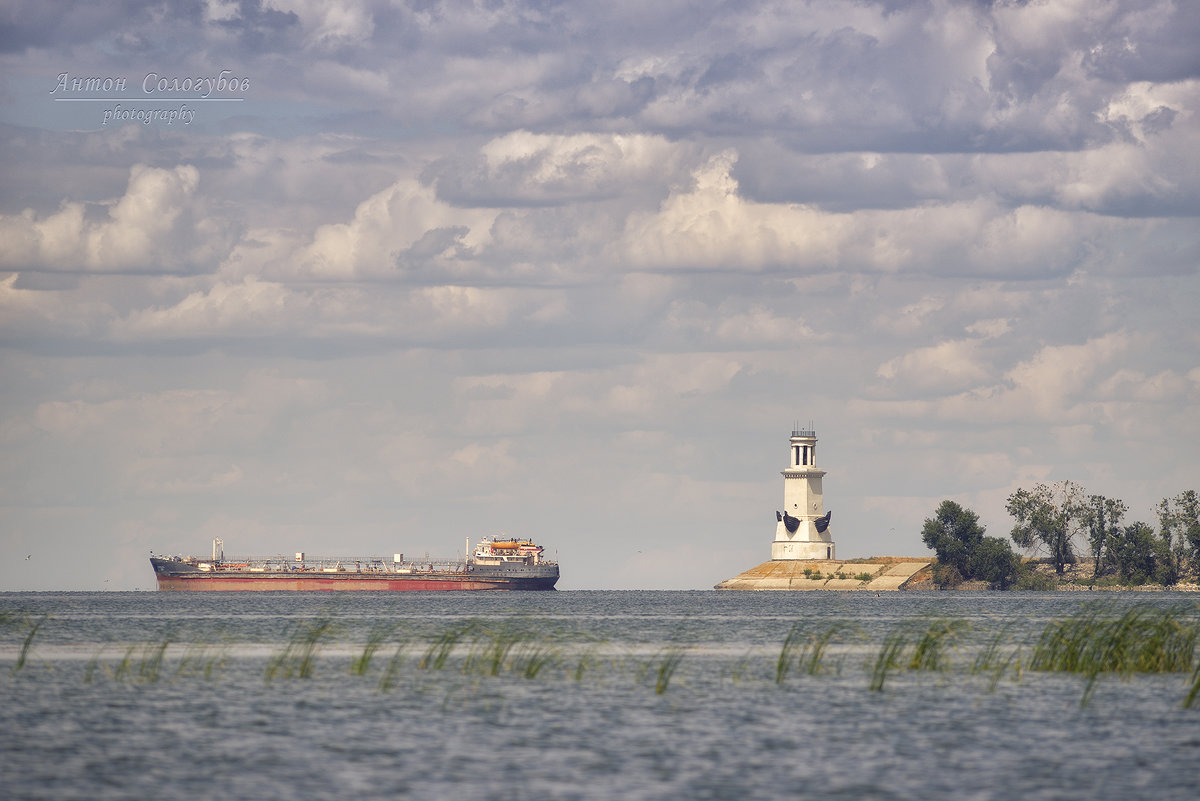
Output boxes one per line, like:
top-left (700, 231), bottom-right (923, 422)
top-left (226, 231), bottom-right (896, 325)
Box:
top-left (1, 0), bottom-right (1197, 591)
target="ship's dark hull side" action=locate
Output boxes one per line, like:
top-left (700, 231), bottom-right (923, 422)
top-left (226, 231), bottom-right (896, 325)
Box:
top-left (150, 558), bottom-right (558, 591)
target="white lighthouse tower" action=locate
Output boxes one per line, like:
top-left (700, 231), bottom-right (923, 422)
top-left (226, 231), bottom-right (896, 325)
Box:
top-left (772, 426), bottom-right (834, 560)
top-left (716, 425), bottom-right (931, 589)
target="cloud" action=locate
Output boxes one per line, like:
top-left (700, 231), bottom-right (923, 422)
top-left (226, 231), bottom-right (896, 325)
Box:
top-left (20, 369), bottom-right (334, 506)
top-left (1002, 331), bottom-right (1134, 418)
top-left (847, 320), bottom-right (1192, 451)
top-left (624, 151), bottom-right (848, 272)
top-left (623, 150), bottom-right (1184, 277)
top-left (452, 353), bottom-right (744, 433)
top-left (430, 130), bottom-right (690, 206)
top-left (32, 369), bottom-right (329, 450)
top-left (876, 339), bottom-right (994, 397)
top-left (663, 299), bottom-right (822, 348)
top-left (0, 273), bottom-right (112, 340)
top-left (293, 177), bottom-right (495, 280)
top-left (112, 277), bottom-right (317, 340)
top-left (1096, 368), bottom-right (1194, 403)
top-left (0, 164), bottom-right (235, 274)
top-left (1078, 0), bottom-right (1200, 83)
top-left (111, 277), bottom-right (545, 345)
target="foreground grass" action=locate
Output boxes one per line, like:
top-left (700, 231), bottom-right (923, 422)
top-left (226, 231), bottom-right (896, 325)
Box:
top-left (7, 605), bottom-right (1199, 706)
top-left (265, 616), bottom-right (336, 681)
top-left (1031, 605), bottom-right (1199, 704)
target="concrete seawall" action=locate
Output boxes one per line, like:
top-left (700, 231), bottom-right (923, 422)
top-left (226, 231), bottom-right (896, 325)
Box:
top-left (715, 558), bottom-right (932, 591)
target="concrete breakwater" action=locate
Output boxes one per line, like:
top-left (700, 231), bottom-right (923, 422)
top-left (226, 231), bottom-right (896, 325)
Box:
top-left (715, 558), bottom-right (932, 591)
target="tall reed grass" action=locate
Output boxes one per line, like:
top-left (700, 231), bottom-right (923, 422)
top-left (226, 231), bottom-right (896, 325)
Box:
top-left (1029, 605), bottom-right (1198, 705)
top-left (96, 635), bottom-right (175, 684)
top-left (16, 605), bottom-right (1198, 707)
top-left (571, 647), bottom-right (598, 681)
top-left (1186, 662), bottom-right (1200, 709)
top-left (419, 621), bottom-right (473, 670)
top-left (173, 641), bottom-right (229, 680)
top-left (410, 621), bottom-right (565, 681)
top-left (377, 640), bottom-right (411, 692)
top-left (776, 623), bottom-right (846, 683)
top-left (462, 625), bottom-right (524, 676)
top-left (351, 623), bottom-right (396, 676)
top-left (653, 647), bottom-right (686, 694)
top-left (868, 619), bottom-right (965, 691)
top-left (908, 620), bottom-right (967, 671)
top-left (970, 625), bottom-right (1022, 693)
top-left (510, 639), bottom-right (559, 679)
top-left (12, 614), bottom-right (48, 673)
top-left (869, 631), bottom-right (909, 692)
top-left (265, 616), bottom-right (335, 681)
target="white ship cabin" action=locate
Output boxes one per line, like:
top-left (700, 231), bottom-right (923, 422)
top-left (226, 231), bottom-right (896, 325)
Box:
top-left (472, 536), bottom-right (545, 566)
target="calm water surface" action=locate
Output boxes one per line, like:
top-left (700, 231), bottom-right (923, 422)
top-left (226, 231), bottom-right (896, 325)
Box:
top-left (2, 591), bottom-right (1199, 800)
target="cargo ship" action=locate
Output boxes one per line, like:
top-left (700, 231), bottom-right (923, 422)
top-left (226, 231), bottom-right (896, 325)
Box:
top-left (149, 537), bottom-right (558, 591)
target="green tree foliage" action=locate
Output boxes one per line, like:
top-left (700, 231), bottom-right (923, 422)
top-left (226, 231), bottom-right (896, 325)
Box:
top-left (1004, 484), bottom-right (1199, 586)
top-left (922, 501), bottom-right (1020, 589)
top-left (1082, 494), bottom-right (1126, 579)
top-left (1105, 522), bottom-right (1160, 585)
top-left (1151, 528), bottom-right (1181, 586)
top-left (1006, 481), bottom-right (1087, 575)
top-left (1089, 493), bottom-right (1198, 586)
top-left (922, 500), bottom-right (984, 579)
top-left (1158, 490), bottom-right (1200, 573)
top-left (972, 536), bottom-right (1022, 590)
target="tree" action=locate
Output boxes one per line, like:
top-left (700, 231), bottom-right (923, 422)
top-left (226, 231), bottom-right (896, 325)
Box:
top-left (1106, 522), bottom-right (1159, 585)
top-left (920, 500), bottom-right (1020, 589)
top-left (1158, 490), bottom-right (1200, 577)
top-left (1082, 494), bottom-right (1126, 579)
top-left (1152, 527), bottom-right (1180, 586)
top-left (922, 500), bottom-right (985, 580)
top-left (971, 536), bottom-right (1021, 590)
top-left (1006, 481), bottom-right (1087, 575)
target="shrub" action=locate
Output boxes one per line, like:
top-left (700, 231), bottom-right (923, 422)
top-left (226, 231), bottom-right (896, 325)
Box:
top-left (972, 536), bottom-right (1022, 589)
top-left (1013, 566), bottom-right (1057, 591)
top-left (922, 501), bottom-right (984, 578)
top-left (931, 562), bottom-right (964, 589)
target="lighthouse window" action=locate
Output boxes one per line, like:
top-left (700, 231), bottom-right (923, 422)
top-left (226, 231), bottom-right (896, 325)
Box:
top-left (801, 446), bottom-right (809, 465)
top-left (793, 445), bottom-right (800, 466)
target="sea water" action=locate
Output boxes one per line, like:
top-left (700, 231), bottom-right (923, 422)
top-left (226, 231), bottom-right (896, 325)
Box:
top-left (2, 591), bottom-right (1199, 800)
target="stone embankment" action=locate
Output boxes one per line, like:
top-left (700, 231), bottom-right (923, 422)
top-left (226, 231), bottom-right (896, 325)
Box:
top-left (895, 559), bottom-right (1200, 591)
top-left (715, 557), bottom-right (932, 591)
top-left (1019, 561), bottom-right (1200, 592)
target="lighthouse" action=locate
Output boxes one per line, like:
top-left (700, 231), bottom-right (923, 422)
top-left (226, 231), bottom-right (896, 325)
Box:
top-left (715, 426), bottom-right (930, 589)
top-left (714, 426), bottom-right (936, 589)
top-left (772, 426), bottom-right (834, 560)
